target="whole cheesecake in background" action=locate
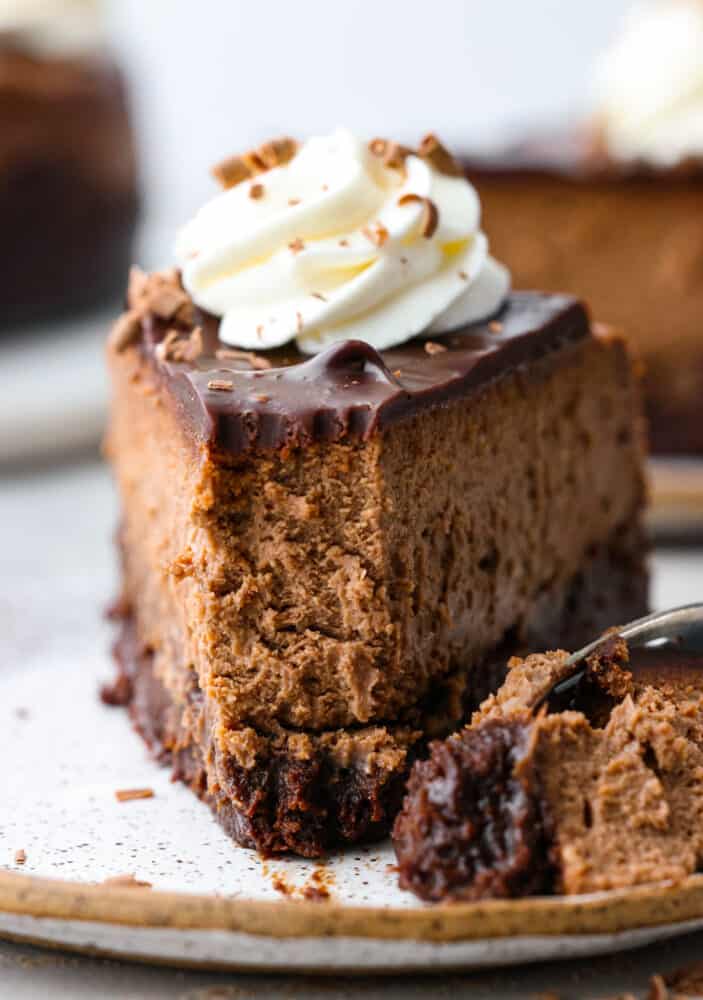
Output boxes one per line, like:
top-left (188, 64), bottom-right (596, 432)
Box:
top-left (103, 129), bottom-right (648, 857)
top-left (464, 0), bottom-right (703, 455)
top-left (0, 0), bottom-right (138, 324)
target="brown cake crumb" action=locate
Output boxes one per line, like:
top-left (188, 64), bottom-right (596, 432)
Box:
top-left (102, 873), bottom-right (152, 889)
top-left (207, 379), bottom-right (234, 392)
top-left (100, 673), bottom-right (132, 707)
top-left (114, 787), bottom-right (154, 803)
top-left (14, 849), bottom-right (26, 865)
top-left (155, 326), bottom-right (203, 364)
top-left (214, 348), bottom-right (272, 369)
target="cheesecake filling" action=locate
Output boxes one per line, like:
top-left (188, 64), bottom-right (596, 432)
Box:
top-left (176, 128), bottom-right (510, 354)
top-left (594, 0), bottom-right (703, 166)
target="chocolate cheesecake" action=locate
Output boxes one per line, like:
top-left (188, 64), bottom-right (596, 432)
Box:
top-left (104, 131), bottom-right (648, 857)
top-left (464, 0), bottom-right (703, 456)
top-left (465, 134), bottom-right (703, 456)
top-left (0, 4), bottom-right (138, 323)
top-left (394, 636), bottom-right (703, 901)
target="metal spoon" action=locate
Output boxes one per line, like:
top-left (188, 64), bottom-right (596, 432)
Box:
top-left (537, 603), bottom-right (703, 713)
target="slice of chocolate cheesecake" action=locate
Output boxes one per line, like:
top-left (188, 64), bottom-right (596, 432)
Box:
top-left (393, 637), bottom-right (703, 901)
top-left (104, 132), bottom-right (648, 857)
top-left (465, 134), bottom-right (703, 457)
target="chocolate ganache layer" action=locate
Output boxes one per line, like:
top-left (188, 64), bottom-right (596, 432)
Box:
top-left (134, 290), bottom-right (591, 455)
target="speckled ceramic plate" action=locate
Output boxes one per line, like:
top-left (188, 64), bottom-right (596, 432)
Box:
top-left (3, 583), bottom-right (703, 974)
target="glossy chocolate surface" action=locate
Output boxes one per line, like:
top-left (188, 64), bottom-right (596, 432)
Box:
top-left (141, 292), bottom-right (590, 455)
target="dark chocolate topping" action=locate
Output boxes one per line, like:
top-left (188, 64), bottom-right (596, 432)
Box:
top-left (140, 292), bottom-right (590, 455)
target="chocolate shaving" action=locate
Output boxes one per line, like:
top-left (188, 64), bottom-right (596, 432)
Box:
top-left (127, 265), bottom-right (150, 306)
top-left (397, 193), bottom-right (439, 238)
top-left (155, 326), bottom-right (203, 364)
top-left (259, 137), bottom-right (298, 169)
top-left (208, 378), bottom-right (234, 392)
top-left (370, 133), bottom-right (463, 178)
top-left (211, 136), bottom-right (298, 190)
top-left (418, 133), bottom-right (463, 176)
top-left (368, 138), bottom-right (412, 170)
top-left (115, 788), bottom-right (154, 803)
top-left (108, 309), bottom-right (142, 353)
top-left (424, 340), bottom-right (447, 355)
top-left (362, 222), bottom-right (389, 247)
top-left (215, 348), bottom-right (273, 370)
top-left (211, 155), bottom-right (250, 189)
top-left (249, 182), bottom-right (265, 200)
top-left (148, 284), bottom-right (190, 322)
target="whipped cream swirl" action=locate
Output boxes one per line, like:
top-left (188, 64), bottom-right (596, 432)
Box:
top-left (594, 0), bottom-right (703, 166)
top-left (0, 0), bottom-right (103, 56)
top-left (176, 128), bottom-right (509, 355)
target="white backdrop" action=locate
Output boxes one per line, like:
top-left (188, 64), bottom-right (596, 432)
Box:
top-left (108, 0), bottom-right (631, 231)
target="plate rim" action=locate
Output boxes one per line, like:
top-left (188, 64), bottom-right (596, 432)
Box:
top-left (3, 869), bottom-right (703, 943)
